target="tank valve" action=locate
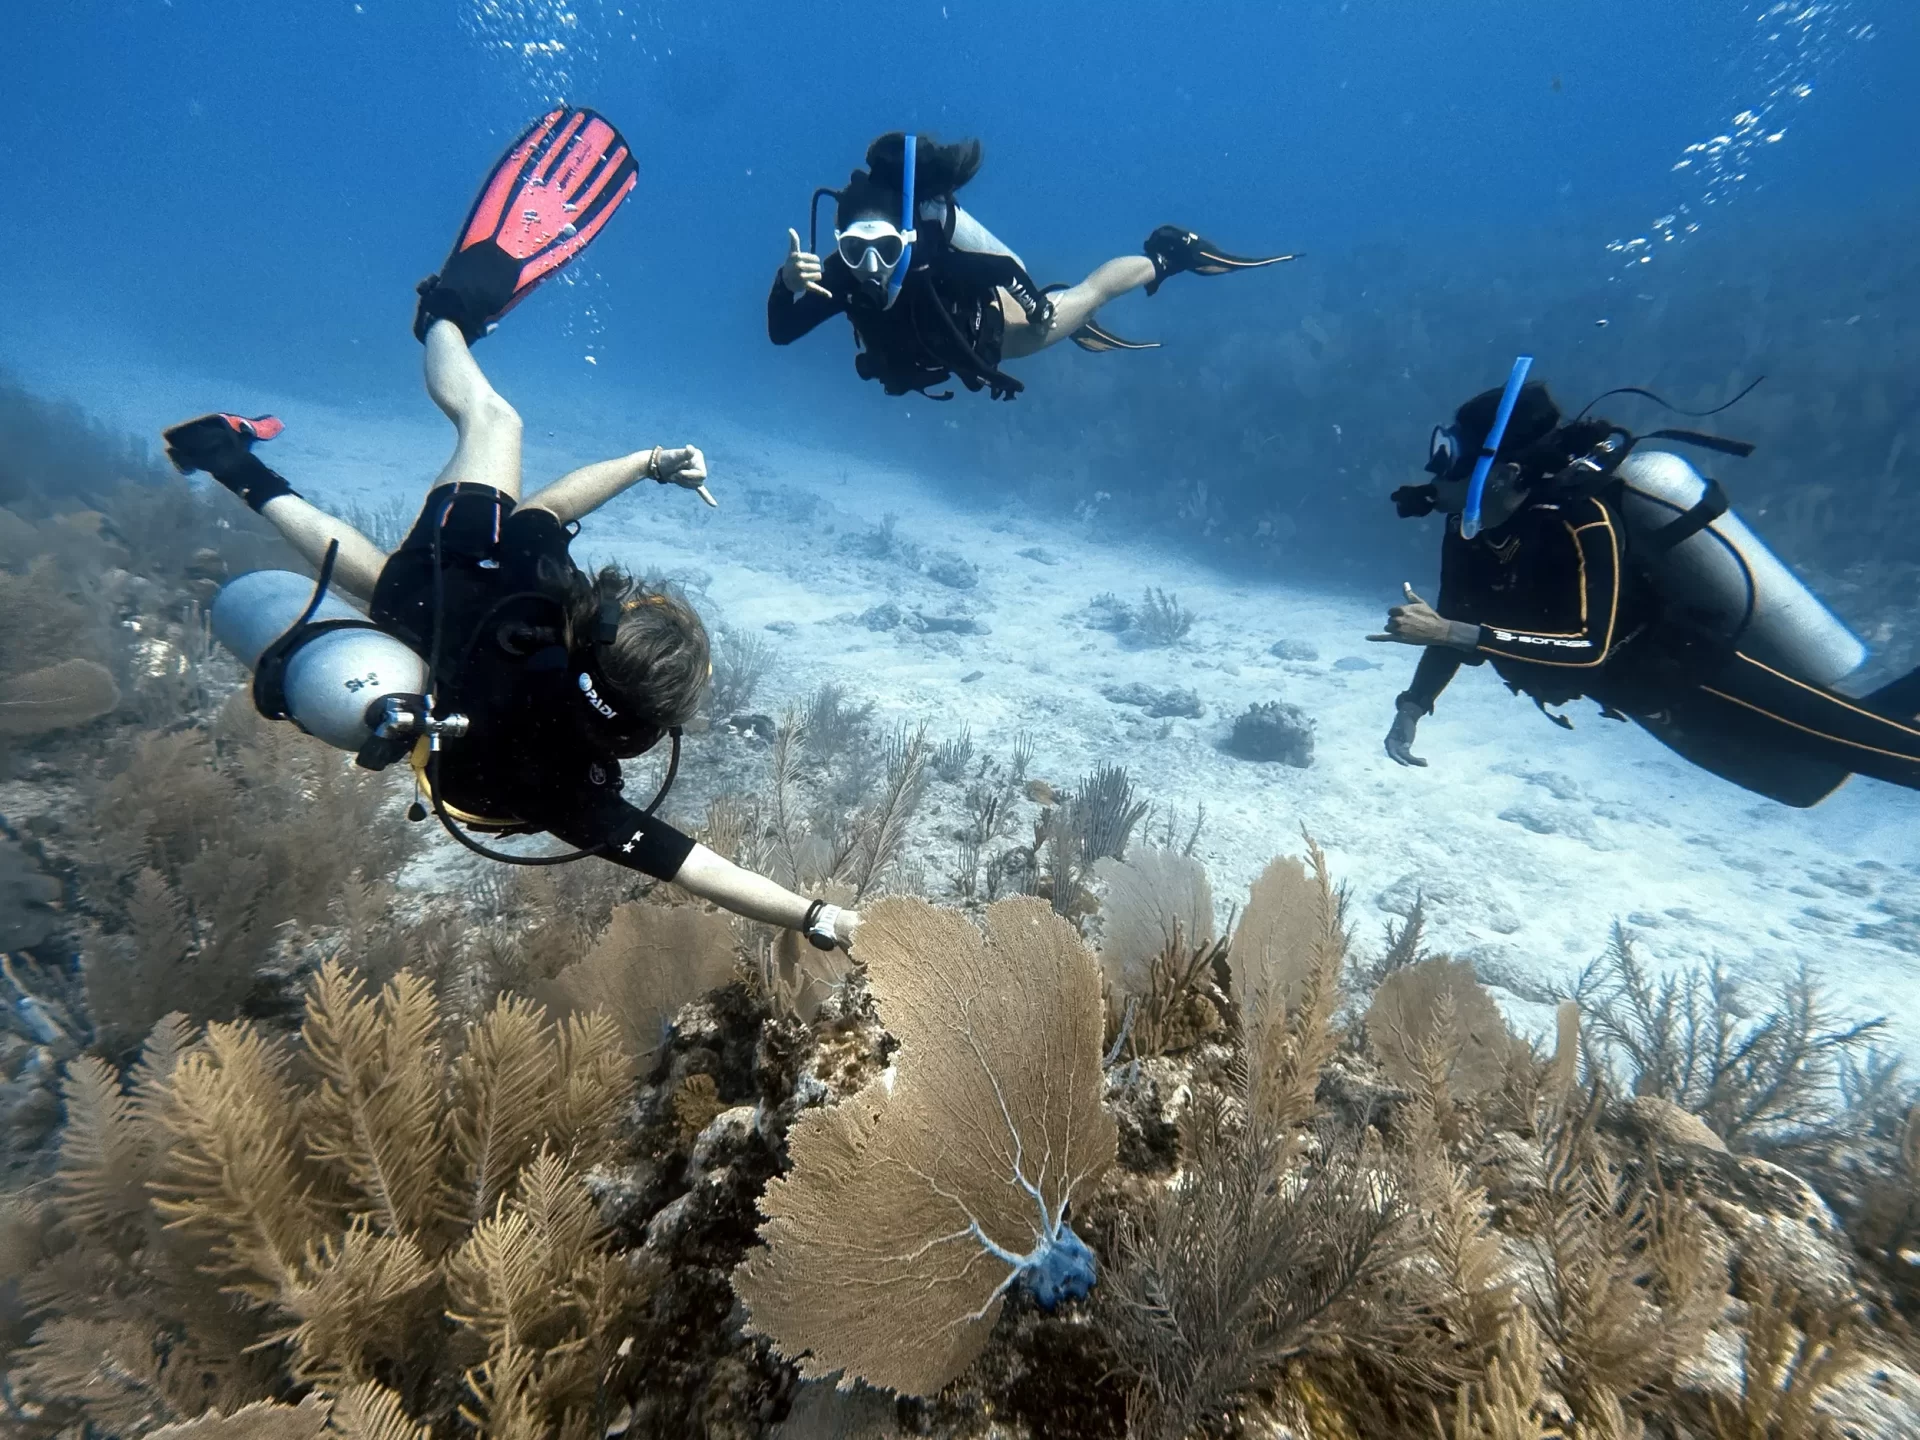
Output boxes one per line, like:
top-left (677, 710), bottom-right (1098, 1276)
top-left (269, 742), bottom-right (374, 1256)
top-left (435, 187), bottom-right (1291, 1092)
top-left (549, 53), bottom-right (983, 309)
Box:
top-left (354, 695), bottom-right (472, 773)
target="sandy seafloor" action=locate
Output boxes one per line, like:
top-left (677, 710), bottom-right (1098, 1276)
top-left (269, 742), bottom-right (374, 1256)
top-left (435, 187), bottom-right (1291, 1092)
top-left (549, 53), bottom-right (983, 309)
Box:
top-left (21, 356), bottom-right (1920, 1056)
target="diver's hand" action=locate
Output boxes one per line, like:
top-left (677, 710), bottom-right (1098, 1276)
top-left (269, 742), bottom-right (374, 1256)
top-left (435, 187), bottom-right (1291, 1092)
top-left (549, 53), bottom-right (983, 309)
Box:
top-left (650, 446), bottom-right (717, 508)
top-left (1368, 583), bottom-right (1476, 648)
top-left (783, 228), bottom-right (832, 299)
top-left (1384, 699), bottom-right (1429, 768)
top-left (161, 413), bottom-right (283, 477)
top-left (836, 907), bottom-right (861, 951)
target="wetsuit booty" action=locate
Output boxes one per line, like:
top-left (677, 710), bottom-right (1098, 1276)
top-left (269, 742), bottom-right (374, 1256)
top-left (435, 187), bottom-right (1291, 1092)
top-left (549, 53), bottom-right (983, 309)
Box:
top-left (162, 413), bottom-right (297, 512)
top-left (413, 247), bottom-right (523, 344)
top-left (1142, 225), bottom-right (1298, 296)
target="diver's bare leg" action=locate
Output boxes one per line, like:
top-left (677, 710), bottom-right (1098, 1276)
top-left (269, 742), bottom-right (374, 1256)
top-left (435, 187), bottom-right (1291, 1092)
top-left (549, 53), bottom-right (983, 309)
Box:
top-left (255, 496), bottom-right (388, 602)
top-left (423, 318), bottom-right (523, 500)
top-left (999, 255), bottom-right (1158, 360)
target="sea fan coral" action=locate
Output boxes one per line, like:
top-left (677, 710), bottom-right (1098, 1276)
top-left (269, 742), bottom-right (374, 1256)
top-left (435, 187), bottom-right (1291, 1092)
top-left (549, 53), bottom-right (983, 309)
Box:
top-left (734, 896), bottom-right (1116, 1397)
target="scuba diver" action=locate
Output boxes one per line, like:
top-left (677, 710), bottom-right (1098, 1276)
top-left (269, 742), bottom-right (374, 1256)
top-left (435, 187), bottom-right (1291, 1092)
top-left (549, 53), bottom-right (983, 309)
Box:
top-left (161, 107), bottom-right (858, 952)
top-left (769, 132), bottom-right (1296, 401)
top-left (1370, 359), bottom-right (1920, 807)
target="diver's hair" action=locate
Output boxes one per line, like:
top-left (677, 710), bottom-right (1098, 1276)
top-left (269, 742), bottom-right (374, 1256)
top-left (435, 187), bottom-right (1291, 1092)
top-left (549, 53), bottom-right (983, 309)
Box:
top-left (562, 566), bottom-right (711, 729)
top-left (834, 132), bottom-right (983, 228)
top-left (1453, 380), bottom-right (1564, 464)
top-left (1450, 380), bottom-right (1624, 488)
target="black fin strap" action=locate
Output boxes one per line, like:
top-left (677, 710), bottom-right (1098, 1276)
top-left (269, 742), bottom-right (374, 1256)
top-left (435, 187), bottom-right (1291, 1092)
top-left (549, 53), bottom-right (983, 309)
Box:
top-left (1640, 427), bottom-right (1756, 459)
top-left (1641, 477), bottom-right (1731, 557)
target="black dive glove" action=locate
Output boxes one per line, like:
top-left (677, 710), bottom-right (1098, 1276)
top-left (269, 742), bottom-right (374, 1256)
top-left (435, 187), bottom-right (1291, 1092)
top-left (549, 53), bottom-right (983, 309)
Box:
top-left (162, 413), bottom-right (297, 513)
top-left (1384, 697), bottom-right (1429, 768)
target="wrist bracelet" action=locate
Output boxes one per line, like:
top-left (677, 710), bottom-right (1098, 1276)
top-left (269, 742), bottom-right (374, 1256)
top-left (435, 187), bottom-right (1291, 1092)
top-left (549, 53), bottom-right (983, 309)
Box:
top-left (646, 445), bottom-right (664, 481)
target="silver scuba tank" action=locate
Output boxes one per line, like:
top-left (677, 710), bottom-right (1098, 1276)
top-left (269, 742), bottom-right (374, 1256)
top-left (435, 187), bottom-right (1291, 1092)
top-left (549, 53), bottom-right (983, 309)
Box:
top-left (1615, 450), bottom-right (1866, 687)
top-left (210, 569), bottom-right (428, 753)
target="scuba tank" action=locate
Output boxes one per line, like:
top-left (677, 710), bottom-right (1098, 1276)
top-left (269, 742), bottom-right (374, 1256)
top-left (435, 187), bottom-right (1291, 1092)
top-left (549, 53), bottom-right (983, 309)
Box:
top-left (210, 554), bottom-right (681, 867)
top-left (1612, 450), bottom-right (1865, 687)
top-left (211, 568), bottom-right (429, 753)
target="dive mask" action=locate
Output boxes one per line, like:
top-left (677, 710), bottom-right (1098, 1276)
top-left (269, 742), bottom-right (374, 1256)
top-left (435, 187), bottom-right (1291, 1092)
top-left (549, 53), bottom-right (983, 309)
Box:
top-left (1426, 425), bottom-right (1463, 479)
top-left (836, 222), bottom-right (909, 271)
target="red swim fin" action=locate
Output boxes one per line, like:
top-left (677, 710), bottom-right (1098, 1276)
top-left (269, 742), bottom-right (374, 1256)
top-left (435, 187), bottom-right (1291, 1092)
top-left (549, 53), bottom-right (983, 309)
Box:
top-left (414, 108), bottom-right (639, 343)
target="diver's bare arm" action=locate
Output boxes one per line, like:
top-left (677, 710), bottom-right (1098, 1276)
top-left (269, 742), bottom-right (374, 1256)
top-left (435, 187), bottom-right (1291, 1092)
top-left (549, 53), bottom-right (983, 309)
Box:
top-left (256, 495), bottom-right (388, 602)
top-left (519, 446), bottom-right (714, 522)
top-left (672, 844), bottom-right (860, 945)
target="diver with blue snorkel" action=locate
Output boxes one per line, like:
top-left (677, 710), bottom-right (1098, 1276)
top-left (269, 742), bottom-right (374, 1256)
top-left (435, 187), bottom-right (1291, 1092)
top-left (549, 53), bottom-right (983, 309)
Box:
top-left (1371, 359), bottom-right (1920, 806)
top-left (769, 132), bottom-right (1296, 400)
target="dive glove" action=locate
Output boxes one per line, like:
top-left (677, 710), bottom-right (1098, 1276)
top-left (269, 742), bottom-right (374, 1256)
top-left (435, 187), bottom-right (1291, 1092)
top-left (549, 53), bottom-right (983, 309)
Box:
top-left (162, 413), bottom-right (295, 513)
top-left (1384, 697), bottom-right (1429, 768)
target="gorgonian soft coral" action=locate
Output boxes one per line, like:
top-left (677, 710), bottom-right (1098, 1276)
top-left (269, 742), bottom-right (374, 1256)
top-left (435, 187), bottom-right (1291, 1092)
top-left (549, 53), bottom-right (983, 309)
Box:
top-left (733, 896), bottom-right (1117, 1397)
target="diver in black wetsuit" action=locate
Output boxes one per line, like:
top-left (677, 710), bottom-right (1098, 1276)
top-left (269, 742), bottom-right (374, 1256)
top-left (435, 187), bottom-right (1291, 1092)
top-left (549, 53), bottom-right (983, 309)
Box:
top-left (768, 132), bottom-right (1295, 401)
top-left (161, 109), bottom-right (858, 952)
top-left (1370, 377), bottom-right (1920, 807)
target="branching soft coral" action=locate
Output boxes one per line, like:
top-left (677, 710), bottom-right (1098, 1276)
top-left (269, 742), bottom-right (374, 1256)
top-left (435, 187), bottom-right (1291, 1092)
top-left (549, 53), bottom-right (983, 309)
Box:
top-left (3, 963), bottom-right (645, 1438)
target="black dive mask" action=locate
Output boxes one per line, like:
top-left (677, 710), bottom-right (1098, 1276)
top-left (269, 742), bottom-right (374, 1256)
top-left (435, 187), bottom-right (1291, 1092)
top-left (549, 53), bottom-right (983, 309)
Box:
top-left (1391, 425), bottom-right (1463, 517)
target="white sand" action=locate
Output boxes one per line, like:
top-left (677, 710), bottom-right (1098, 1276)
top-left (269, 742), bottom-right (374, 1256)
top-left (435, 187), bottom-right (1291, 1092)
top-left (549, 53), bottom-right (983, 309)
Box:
top-left (23, 359), bottom-right (1920, 1051)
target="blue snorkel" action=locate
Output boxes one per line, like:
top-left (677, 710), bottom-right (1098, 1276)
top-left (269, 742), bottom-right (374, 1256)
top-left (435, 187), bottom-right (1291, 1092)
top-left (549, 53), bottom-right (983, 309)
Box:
top-left (884, 133), bottom-right (917, 310)
top-left (1460, 354), bottom-right (1534, 540)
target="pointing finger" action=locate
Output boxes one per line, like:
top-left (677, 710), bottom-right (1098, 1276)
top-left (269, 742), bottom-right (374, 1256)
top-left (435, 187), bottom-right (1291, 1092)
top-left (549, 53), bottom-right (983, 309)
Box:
top-left (1365, 632), bottom-right (1395, 643)
top-left (696, 484), bottom-right (718, 507)
top-left (805, 280), bottom-right (833, 299)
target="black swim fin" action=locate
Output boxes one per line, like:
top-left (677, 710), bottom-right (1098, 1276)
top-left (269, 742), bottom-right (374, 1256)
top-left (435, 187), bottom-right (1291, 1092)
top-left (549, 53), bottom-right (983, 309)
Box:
top-left (1039, 283), bottom-right (1162, 352)
top-left (1071, 320), bottom-right (1163, 353)
top-left (414, 107), bottom-right (639, 343)
top-left (1142, 225), bottom-right (1299, 296)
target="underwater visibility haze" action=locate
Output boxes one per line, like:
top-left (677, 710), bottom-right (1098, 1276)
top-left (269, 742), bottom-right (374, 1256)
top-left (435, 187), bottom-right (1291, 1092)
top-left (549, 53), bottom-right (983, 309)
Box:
top-left (3, 1), bottom-right (1920, 1436)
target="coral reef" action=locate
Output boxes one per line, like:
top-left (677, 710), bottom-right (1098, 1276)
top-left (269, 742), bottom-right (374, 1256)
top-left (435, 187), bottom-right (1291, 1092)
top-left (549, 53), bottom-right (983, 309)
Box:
top-left (4, 377), bottom-right (1920, 1439)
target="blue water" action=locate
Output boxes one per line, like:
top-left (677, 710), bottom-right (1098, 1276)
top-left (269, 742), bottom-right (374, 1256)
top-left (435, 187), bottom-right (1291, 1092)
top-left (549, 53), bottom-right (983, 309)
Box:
top-left (2, 1), bottom-right (1906, 467)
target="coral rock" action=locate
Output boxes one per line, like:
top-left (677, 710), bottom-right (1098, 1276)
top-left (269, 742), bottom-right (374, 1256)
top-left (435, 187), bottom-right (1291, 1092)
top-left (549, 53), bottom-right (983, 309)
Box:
top-left (1226, 701), bottom-right (1315, 766)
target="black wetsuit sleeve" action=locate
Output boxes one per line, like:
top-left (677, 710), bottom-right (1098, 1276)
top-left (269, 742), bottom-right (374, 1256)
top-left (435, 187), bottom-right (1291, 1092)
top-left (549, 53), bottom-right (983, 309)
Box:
top-left (1400, 532), bottom-right (1472, 714)
top-left (541, 784), bottom-right (698, 881)
top-left (1470, 498), bottom-right (1623, 669)
top-left (767, 270), bottom-right (847, 344)
top-left (1401, 650), bottom-right (1465, 715)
